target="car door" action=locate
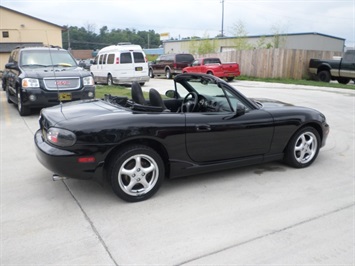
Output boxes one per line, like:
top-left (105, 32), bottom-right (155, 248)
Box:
top-left (185, 110), bottom-right (274, 162)
top-left (91, 54), bottom-right (104, 83)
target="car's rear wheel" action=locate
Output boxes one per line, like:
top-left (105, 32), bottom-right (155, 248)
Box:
top-left (108, 145), bottom-right (165, 202)
top-left (226, 77), bottom-right (234, 82)
top-left (284, 127), bottom-right (320, 168)
top-left (165, 69), bottom-right (172, 79)
top-left (17, 90), bottom-right (31, 116)
top-left (149, 68), bottom-right (155, 78)
top-left (317, 70), bottom-right (331, 82)
top-left (107, 74), bottom-right (113, 86)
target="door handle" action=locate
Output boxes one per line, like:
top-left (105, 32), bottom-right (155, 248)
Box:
top-left (196, 124), bottom-right (211, 131)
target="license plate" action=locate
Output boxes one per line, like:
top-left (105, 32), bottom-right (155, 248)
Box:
top-left (58, 93), bottom-right (72, 101)
top-left (135, 67), bottom-right (143, 71)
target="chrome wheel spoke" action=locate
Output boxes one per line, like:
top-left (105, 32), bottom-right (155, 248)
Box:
top-left (294, 132), bottom-right (317, 164)
top-left (118, 153), bottom-right (159, 196)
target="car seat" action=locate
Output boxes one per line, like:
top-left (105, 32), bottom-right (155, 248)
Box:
top-left (131, 82), bottom-right (145, 105)
top-left (149, 88), bottom-right (169, 112)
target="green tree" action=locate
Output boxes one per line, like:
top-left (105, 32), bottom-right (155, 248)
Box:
top-left (232, 20), bottom-right (252, 50)
top-left (270, 23), bottom-right (288, 48)
top-left (62, 26), bottom-right (161, 50)
top-left (188, 34), bottom-right (217, 55)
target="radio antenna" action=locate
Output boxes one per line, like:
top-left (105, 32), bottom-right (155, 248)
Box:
top-left (45, 31), bottom-right (63, 112)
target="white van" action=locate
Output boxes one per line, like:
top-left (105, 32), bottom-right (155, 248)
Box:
top-left (90, 43), bottom-right (150, 85)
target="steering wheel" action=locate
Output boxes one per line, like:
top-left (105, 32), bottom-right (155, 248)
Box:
top-left (181, 92), bottom-right (198, 112)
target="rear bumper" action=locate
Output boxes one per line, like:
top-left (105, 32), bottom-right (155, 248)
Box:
top-left (34, 129), bottom-right (104, 182)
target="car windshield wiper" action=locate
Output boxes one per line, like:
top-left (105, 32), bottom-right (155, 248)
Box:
top-left (21, 64), bottom-right (49, 67)
top-left (52, 63), bottom-right (73, 67)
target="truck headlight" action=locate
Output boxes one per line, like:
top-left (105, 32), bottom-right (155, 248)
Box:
top-left (83, 76), bottom-right (94, 86)
top-left (22, 78), bottom-right (40, 88)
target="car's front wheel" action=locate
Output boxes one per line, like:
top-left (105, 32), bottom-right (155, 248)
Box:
top-left (284, 127), bottom-right (320, 168)
top-left (108, 145), bottom-right (165, 202)
top-left (17, 90), bottom-right (31, 116)
top-left (5, 83), bottom-right (12, 104)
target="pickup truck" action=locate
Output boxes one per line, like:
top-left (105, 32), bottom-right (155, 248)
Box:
top-left (182, 57), bottom-right (240, 82)
top-left (309, 50), bottom-right (355, 84)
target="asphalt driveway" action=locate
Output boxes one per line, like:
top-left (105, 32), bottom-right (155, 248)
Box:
top-left (1, 79), bottom-right (354, 265)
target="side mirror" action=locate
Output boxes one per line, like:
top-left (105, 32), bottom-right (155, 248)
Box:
top-left (165, 90), bottom-right (178, 98)
top-left (236, 104), bottom-right (246, 116)
top-left (5, 62), bottom-right (18, 70)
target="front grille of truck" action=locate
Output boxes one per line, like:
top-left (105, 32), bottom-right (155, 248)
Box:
top-left (43, 77), bottom-right (80, 91)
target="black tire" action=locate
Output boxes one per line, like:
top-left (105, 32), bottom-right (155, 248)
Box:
top-left (17, 90), bottom-right (31, 116)
top-left (337, 77), bottom-right (350, 84)
top-left (165, 69), bottom-right (172, 79)
top-left (206, 71), bottom-right (213, 75)
top-left (108, 145), bottom-right (165, 202)
top-left (107, 74), bottom-right (113, 86)
top-left (139, 82), bottom-right (145, 86)
top-left (149, 68), bottom-right (155, 78)
top-left (284, 127), bottom-right (320, 168)
top-left (2, 79), bottom-right (6, 91)
top-left (5, 82), bottom-right (12, 104)
top-left (317, 70), bottom-right (331, 82)
top-left (91, 73), bottom-right (97, 84)
top-left (226, 77), bottom-right (234, 82)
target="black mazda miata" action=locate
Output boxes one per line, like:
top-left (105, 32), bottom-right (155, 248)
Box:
top-left (35, 73), bottom-right (329, 202)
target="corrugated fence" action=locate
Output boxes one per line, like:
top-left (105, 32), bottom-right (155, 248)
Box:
top-left (202, 48), bottom-right (342, 80)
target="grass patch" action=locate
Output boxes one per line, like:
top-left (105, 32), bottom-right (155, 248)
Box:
top-left (95, 84), bottom-right (150, 99)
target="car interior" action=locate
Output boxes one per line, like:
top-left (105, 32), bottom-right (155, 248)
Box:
top-left (104, 78), bottom-right (245, 114)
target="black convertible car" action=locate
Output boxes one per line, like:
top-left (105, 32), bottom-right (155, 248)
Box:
top-left (35, 73), bottom-right (329, 202)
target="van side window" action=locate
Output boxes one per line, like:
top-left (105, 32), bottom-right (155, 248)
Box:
top-left (99, 55), bottom-right (104, 65)
top-left (120, 53), bottom-right (132, 64)
top-left (133, 52), bottom-right (145, 63)
top-left (93, 55), bottom-right (98, 64)
top-left (107, 54), bottom-right (115, 64)
top-left (102, 54), bottom-right (107, 64)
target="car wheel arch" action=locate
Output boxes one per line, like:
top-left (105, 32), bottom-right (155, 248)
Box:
top-left (104, 138), bottom-right (170, 179)
top-left (283, 124), bottom-right (322, 168)
top-left (284, 123), bottom-right (323, 152)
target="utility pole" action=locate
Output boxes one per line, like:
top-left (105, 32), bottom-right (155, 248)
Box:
top-left (221, 0), bottom-right (225, 37)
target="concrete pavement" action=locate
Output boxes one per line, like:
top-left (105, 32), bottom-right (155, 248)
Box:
top-left (1, 78), bottom-right (354, 265)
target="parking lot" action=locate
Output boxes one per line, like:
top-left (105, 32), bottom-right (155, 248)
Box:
top-left (1, 78), bottom-right (354, 265)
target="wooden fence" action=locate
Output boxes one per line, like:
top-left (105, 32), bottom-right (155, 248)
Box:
top-left (202, 48), bottom-right (342, 80)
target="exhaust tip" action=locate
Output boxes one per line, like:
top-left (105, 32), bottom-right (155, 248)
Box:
top-left (52, 174), bottom-right (67, 181)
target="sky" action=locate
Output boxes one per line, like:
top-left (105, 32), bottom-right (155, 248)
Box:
top-left (1, 0), bottom-right (354, 47)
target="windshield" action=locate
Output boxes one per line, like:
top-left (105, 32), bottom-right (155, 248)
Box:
top-left (20, 50), bottom-right (77, 67)
top-left (175, 76), bottom-right (252, 112)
